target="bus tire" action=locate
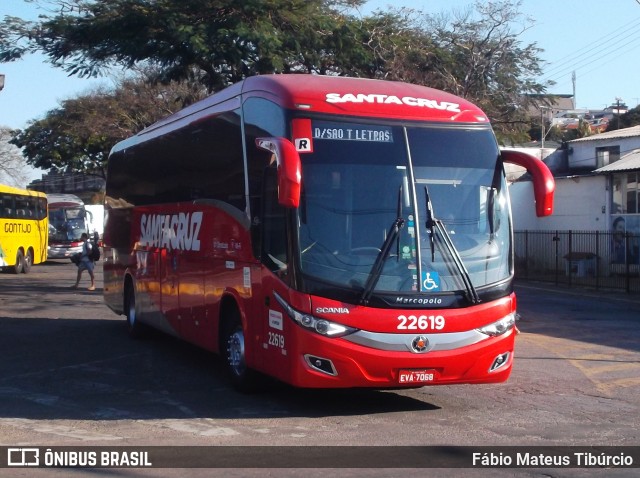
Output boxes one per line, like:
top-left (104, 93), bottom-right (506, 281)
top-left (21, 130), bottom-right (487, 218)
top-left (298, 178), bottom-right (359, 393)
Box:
top-left (125, 281), bottom-right (146, 339)
top-left (22, 249), bottom-right (33, 273)
top-left (221, 307), bottom-right (260, 393)
top-left (12, 250), bottom-right (24, 274)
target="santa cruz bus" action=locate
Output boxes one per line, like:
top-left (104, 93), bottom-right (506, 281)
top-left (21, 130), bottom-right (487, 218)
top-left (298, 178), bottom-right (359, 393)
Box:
top-left (0, 184), bottom-right (48, 273)
top-left (103, 74), bottom-right (554, 391)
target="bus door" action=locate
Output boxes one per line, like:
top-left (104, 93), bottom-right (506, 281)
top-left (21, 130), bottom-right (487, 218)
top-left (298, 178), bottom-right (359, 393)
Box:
top-left (260, 273), bottom-right (294, 383)
top-left (257, 166), bottom-right (294, 383)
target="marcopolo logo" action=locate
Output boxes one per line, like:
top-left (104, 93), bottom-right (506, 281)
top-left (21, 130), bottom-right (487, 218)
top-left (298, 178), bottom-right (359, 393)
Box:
top-left (139, 212), bottom-right (203, 251)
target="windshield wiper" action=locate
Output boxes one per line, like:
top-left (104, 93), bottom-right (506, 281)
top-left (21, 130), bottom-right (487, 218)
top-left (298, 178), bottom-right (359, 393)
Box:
top-left (424, 186), bottom-right (480, 305)
top-left (487, 161), bottom-right (504, 240)
top-left (425, 187), bottom-right (436, 261)
top-left (360, 186), bottom-right (405, 305)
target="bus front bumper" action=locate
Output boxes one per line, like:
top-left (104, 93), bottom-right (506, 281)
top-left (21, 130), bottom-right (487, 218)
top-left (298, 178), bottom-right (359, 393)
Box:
top-left (48, 244), bottom-right (83, 260)
top-left (287, 328), bottom-right (516, 389)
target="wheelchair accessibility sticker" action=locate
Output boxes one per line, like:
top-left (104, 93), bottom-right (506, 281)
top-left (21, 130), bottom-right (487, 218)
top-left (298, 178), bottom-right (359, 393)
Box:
top-left (421, 271), bottom-right (440, 292)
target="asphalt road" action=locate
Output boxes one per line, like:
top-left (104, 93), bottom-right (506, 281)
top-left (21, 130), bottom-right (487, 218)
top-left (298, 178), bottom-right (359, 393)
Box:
top-left (1, 260), bottom-right (639, 477)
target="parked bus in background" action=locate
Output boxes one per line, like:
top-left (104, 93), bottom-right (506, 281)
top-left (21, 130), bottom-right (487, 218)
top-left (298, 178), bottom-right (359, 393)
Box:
top-left (0, 184), bottom-right (48, 273)
top-left (103, 74), bottom-right (554, 391)
top-left (47, 193), bottom-right (96, 260)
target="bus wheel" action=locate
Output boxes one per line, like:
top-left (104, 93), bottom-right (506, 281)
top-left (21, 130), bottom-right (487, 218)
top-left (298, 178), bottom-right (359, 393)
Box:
top-left (125, 282), bottom-right (146, 339)
top-left (22, 249), bottom-right (33, 274)
top-left (222, 310), bottom-right (260, 392)
top-left (12, 250), bottom-right (24, 274)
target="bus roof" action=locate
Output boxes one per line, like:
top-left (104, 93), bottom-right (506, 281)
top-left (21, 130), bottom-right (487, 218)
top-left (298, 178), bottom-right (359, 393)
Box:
top-left (114, 74), bottom-right (489, 152)
top-left (0, 183), bottom-right (47, 198)
top-left (241, 74), bottom-right (488, 122)
top-left (46, 193), bottom-right (84, 207)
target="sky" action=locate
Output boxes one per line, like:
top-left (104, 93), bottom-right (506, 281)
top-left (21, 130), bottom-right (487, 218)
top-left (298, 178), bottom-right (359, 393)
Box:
top-left (1, 0), bottom-right (640, 130)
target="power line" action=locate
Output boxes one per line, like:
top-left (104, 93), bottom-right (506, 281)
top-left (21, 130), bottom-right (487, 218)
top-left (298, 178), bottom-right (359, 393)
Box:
top-left (543, 17), bottom-right (640, 77)
top-left (542, 18), bottom-right (640, 81)
top-left (547, 33), bottom-right (640, 84)
top-left (578, 34), bottom-right (640, 79)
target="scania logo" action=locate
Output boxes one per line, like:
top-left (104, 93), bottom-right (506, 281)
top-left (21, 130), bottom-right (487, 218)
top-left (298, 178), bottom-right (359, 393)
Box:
top-left (315, 307), bottom-right (350, 314)
top-left (411, 335), bottom-right (429, 353)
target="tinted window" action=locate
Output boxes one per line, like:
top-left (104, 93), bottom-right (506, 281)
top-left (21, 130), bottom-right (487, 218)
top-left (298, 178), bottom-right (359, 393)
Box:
top-left (107, 110), bottom-right (245, 210)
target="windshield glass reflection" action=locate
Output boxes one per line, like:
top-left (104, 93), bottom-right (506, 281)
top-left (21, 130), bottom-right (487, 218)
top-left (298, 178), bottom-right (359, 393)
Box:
top-left (297, 120), bottom-right (511, 300)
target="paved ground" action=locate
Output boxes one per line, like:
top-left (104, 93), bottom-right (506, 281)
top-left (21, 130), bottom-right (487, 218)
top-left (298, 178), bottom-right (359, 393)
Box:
top-left (0, 261), bottom-right (639, 477)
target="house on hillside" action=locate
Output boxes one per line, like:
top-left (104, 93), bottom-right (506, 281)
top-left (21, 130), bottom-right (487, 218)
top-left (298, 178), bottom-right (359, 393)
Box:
top-left (510, 125), bottom-right (640, 275)
top-left (511, 125), bottom-right (640, 234)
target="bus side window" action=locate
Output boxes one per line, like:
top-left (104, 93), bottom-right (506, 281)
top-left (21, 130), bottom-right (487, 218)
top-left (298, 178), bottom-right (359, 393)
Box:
top-left (0, 194), bottom-right (14, 218)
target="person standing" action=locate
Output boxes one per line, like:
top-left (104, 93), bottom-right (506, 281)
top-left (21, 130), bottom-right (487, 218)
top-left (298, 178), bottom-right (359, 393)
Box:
top-left (71, 232), bottom-right (96, 291)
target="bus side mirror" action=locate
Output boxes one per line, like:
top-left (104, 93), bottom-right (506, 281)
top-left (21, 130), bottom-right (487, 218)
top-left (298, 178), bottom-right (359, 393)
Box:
top-left (502, 150), bottom-right (555, 217)
top-left (256, 137), bottom-right (302, 208)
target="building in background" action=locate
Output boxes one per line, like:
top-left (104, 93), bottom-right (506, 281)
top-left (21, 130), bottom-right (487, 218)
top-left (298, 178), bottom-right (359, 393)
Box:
top-left (28, 171), bottom-right (104, 205)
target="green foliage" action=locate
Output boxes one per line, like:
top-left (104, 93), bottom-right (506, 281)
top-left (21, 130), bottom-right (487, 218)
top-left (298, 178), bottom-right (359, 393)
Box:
top-left (2, 0), bottom-right (370, 90)
top-left (2, 0), bottom-right (550, 173)
top-left (10, 73), bottom-right (208, 176)
top-left (617, 106), bottom-right (640, 129)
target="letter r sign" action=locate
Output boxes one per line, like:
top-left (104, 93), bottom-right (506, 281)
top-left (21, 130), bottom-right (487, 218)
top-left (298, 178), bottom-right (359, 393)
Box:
top-left (292, 118), bottom-right (313, 153)
top-left (295, 138), bottom-right (312, 152)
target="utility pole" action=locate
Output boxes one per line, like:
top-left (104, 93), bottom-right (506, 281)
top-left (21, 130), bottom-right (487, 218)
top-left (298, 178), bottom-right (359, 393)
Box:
top-left (0, 74), bottom-right (5, 91)
top-left (541, 108), bottom-right (545, 150)
top-left (616, 97), bottom-right (623, 129)
top-left (540, 106), bottom-right (549, 151)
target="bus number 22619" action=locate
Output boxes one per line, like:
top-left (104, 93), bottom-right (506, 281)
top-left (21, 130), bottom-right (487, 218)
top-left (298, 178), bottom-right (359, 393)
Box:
top-left (397, 315), bottom-right (445, 331)
top-left (268, 332), bottom-right (285, 348)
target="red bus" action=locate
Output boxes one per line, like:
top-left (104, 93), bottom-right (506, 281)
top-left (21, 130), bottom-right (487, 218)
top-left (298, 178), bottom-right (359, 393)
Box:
top-left (103, 74), bottom-right (553, 391)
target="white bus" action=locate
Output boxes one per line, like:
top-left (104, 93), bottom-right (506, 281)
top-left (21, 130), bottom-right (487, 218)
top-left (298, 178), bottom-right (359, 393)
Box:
top-left (47, 194), bottom-right (95, 259)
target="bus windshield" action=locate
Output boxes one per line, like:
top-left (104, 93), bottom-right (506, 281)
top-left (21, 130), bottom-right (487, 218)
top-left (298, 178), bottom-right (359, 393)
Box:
top-left (48, 206), bottom-right (88, 242)
top-left (297, 120), bottom-right (511, 300)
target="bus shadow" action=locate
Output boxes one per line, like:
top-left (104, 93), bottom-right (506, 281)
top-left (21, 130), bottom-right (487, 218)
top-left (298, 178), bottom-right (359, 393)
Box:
top-left (0, 316), bottom-right (440, 424)
top-left (43, 260), bottom-right (75, 266)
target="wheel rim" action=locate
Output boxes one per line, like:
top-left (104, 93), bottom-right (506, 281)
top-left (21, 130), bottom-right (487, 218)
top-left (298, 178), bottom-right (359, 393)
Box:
top-left (227, 329), bottom-right (246, 377)
top-left (15, 251), bottom-right (24, 273)
top-left (23, 251), bottom-right (33, 271)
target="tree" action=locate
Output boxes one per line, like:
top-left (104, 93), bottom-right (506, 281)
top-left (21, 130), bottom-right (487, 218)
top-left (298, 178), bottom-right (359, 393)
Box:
top-left (0, 0), bottom-right (368, 91)
top-left (376, 1), bottom-right (550, 144)
top-left (3, 0), bottom-right (550, 172)
top-left (0, 1), bottom-right (546, 95)
top-left (10, 73), bottom-right (208, 177)
top-left (0, 127), bottom-right (30, 187)
top-left (616, 106), bottom-right (640, 129)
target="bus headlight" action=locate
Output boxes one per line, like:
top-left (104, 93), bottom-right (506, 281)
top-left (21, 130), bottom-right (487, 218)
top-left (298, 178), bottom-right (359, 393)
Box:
top-left (273, 292), bottom-right (358, 338)
top-left (477, 313), bottom-right (516, 337)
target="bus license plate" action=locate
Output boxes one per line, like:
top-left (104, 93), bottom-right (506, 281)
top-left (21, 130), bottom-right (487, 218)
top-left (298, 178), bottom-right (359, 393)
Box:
top-left (398, 369), bottom-right (438, 384)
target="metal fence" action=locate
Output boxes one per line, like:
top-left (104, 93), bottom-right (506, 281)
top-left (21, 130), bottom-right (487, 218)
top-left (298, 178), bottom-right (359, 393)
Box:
top-left (514, 230), bottom-right (640, 293)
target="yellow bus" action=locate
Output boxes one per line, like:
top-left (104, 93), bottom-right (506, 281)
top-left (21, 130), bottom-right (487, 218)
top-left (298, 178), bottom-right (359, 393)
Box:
top-left (0, 184), bottom-right (48, 273)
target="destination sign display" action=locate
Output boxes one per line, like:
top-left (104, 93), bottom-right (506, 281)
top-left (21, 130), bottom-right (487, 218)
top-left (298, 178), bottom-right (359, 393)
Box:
top-left (312, 121), bottom-right (393, 143)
